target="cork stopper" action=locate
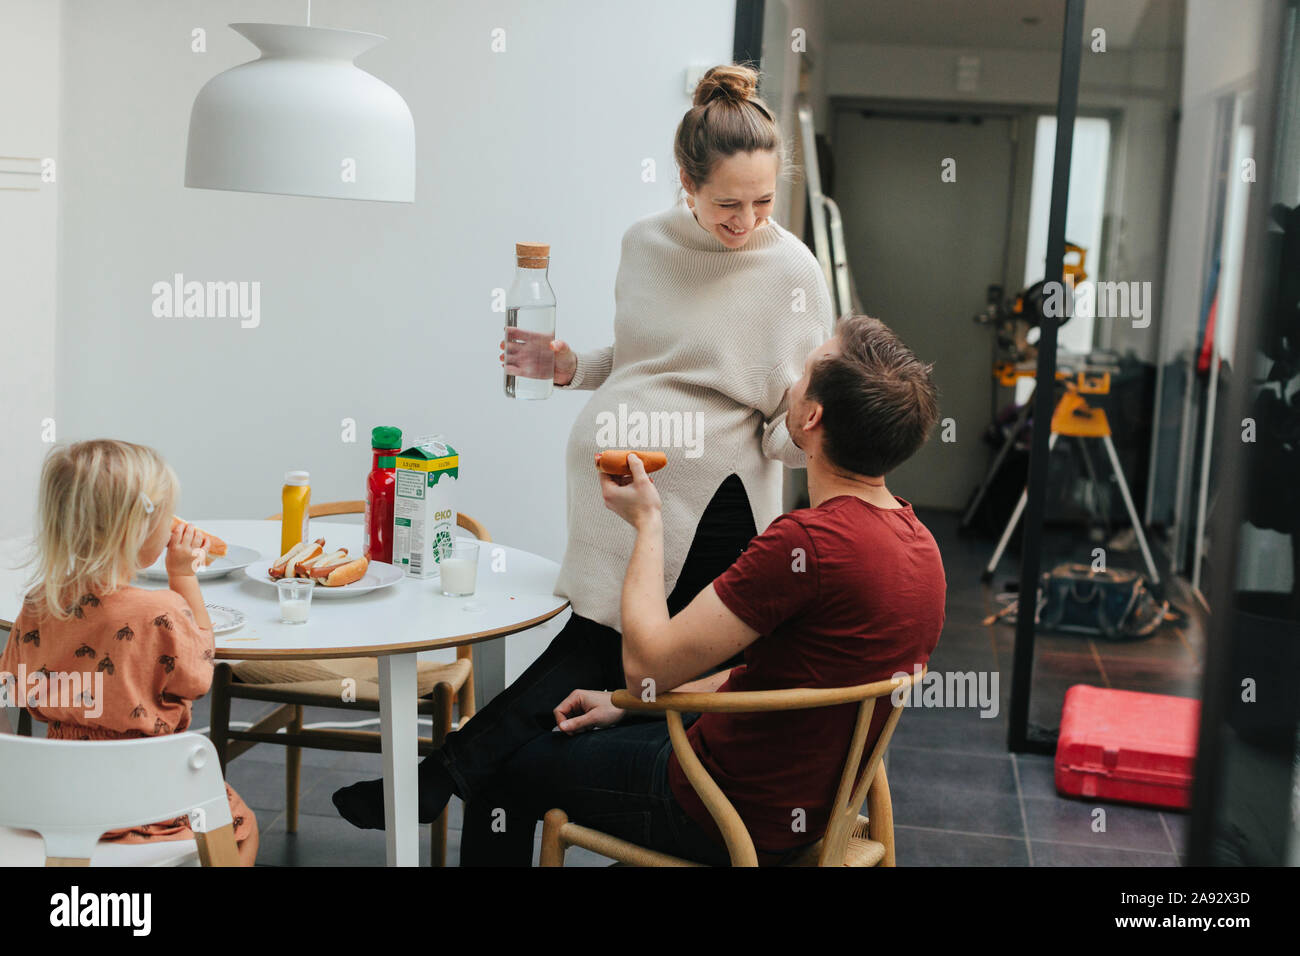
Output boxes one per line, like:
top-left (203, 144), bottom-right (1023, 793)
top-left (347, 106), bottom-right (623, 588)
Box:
top-left (516, 242), bottom-right (550, 268)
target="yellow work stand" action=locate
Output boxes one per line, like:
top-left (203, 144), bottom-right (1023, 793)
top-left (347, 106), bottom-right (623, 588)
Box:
top-left (984, 372), bottom-right (1161, 585)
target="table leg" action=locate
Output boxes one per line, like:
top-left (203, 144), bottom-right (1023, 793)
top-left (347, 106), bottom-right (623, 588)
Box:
top-left (378, 653), bottom-right (419, 867)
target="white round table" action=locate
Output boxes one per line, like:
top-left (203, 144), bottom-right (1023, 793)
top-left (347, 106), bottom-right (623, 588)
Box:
top-left (0, 519), bottom-right (569, 867)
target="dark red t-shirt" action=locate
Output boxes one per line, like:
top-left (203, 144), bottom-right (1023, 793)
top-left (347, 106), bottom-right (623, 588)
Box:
top-left (667, 494), bottom-right (946, 856)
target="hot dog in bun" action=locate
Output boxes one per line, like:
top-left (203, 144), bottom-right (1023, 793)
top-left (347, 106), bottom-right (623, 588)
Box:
top-left (269, 538), bottom-right (368, 587)
top-left (172, 516), bottom-right (228, 565)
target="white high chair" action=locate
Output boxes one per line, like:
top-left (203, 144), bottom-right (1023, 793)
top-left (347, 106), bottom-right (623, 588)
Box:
top-left (0, 727), bottom-right (239, 866)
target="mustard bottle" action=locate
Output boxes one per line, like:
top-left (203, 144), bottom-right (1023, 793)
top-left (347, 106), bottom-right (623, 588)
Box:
top-left (281, 471), bottom-right (311, 555)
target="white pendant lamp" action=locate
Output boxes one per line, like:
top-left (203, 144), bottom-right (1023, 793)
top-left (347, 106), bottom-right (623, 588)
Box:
top-left (185, 22), bottom-right (415, 202)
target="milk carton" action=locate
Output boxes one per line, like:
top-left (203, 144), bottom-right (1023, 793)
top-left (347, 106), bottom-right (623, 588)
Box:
top-left (393, 436), bottom-right (458, 578)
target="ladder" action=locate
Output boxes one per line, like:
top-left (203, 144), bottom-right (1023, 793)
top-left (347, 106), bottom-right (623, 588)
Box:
top-left (797, 96), bottom-right (856, 320)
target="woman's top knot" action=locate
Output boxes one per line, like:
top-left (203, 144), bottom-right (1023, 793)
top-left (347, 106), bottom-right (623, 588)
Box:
top-left (693, 64), bottom-right (759, 108)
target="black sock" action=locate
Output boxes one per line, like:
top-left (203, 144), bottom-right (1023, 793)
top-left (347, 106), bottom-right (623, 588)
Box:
top-left (331, 755), bottom-right (456, 831)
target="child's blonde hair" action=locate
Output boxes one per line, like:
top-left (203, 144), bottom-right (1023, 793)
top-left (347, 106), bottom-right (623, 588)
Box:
top-left (26, 440), bottom-right (178, 621)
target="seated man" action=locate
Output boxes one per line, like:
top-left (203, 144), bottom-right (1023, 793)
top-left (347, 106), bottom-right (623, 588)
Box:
top-left (457, 314), bottom-right (947, 865)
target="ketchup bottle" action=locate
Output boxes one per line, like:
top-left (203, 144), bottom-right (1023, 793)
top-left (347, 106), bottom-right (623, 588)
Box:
top-left (364, 426), bottom-right (402, 563)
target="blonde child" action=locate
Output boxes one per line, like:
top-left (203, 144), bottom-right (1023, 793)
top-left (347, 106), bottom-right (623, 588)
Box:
top-left (0, 439), bottom-right (257, 865)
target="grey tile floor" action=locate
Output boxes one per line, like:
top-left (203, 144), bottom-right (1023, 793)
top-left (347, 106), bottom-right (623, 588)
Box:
top-left (886, 510), bottom-right (1195, 867)
top-left (188, 698), bottom-right (612, 867)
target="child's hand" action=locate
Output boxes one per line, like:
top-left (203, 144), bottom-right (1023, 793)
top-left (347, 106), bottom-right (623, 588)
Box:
top-left (166, 520), bottom-right (211, 579)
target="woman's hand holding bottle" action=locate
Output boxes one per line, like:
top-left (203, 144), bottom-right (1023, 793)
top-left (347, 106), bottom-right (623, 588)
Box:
top-left (499, 335), bottom-right (576, 386)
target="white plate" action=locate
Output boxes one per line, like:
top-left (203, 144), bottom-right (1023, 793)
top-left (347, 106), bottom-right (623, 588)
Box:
top-left (207, 604), bottom-right (246, 635)
top-left (138, 544), bottom-right (261, 581)
top-left (242, 559), bottom-right (404, 598)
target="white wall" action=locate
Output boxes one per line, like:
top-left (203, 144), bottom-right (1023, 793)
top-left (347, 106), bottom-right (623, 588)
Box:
top-left (0, 0), bottom-right (61, 539)
top-left (44, 0), bottom-right (735, 679)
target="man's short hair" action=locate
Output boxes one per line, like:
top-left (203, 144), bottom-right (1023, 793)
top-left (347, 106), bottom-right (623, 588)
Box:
top-left (806, 315), bottom-right (940, 477)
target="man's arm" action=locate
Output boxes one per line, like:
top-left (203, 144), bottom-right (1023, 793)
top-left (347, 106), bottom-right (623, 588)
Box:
top-left (608, 461), bottom-right (760, 695)
top-left (670, 668), bottom-right (735, 694)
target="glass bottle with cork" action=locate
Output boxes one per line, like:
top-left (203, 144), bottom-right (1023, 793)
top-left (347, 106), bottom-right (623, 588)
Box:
top-left (504, 241), bottom-right (556, 399)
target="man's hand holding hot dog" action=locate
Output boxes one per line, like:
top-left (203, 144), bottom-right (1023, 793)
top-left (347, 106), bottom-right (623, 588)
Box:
top-left (598, 451), bottom-right (751, 699)
top-left (598, 452), bottom-right (662, 530)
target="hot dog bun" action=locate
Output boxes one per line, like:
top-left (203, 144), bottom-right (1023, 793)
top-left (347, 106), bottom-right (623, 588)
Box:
top-left (270, 540), bottom-right (365, 587)
top-left (301, 549), bottom-right (347, 575)
top-left (172, 515), bottom-right (228, 562)
top-left (313, 556), bottom-right (369, 587)
top-left (595, 450), bottom-right (667, 476)
top-left (270, 538), bottom-right (325, 579)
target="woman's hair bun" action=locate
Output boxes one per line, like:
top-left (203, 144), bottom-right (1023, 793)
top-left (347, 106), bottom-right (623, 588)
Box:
top-left (693, 63), bottom-right (760, 108)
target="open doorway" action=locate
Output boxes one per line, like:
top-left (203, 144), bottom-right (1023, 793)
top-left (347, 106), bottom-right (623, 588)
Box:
top-left (832, 107), bottom-right (1020, 509)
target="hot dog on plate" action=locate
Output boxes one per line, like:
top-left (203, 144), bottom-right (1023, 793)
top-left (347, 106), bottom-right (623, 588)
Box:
top-left (269, 538), bottom-right (368, 586)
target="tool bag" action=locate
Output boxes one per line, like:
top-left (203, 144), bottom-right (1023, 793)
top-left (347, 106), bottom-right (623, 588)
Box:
top-left (1038, 564), bottom-right (1167, 640)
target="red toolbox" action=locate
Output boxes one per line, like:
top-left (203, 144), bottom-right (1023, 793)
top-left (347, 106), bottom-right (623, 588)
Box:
top-left (1055, 685), bottom-right (1199, 810)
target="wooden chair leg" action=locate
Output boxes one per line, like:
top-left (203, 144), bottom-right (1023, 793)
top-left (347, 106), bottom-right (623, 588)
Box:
top-left (429, 682), bottom-right (454, 867)
top-left (209, 664), bottom-right (233, 771)
top-left (286, 704), bottom-right (303, 834)
top-left (195, 822), bottom-right (242, 867)
top-left (540, 809), bottom-right (569, 867)
top-left (456, 646), bottom-right (476, 724)
top-left (868, 761), bottom-right (895, 867)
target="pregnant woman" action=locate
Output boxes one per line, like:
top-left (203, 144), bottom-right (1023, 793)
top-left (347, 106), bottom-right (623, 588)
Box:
top-left (334, 64), bottom-right (834, 834)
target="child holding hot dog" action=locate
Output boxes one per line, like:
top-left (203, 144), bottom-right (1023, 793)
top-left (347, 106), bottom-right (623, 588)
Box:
top-left (0, 439), bottom-right (257, 864)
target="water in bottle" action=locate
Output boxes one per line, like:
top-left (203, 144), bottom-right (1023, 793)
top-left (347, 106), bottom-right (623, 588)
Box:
top-left (505, 242), bottom-right (556, 400)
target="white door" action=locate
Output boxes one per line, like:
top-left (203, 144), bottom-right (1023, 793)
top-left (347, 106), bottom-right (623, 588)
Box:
top-left (833, 111), bottom-right (1017, 510)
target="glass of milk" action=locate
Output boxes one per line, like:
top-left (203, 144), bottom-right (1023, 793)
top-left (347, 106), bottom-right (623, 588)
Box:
top-left (439, 539), bottom-right (480, 597)
top-left (276, 577), bottom-right (315, 624)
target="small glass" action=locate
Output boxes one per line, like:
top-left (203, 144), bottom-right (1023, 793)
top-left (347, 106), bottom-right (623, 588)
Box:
top-left (439, 540), bottom-right (480, 597)
top-left (276, 577), bottom-right (314, 624)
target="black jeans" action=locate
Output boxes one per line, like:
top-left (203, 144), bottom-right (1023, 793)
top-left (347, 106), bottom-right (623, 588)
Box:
top-left (434, 474), bottom-right (754, 855)
top-left (460, 717), bottom-right (732, 866)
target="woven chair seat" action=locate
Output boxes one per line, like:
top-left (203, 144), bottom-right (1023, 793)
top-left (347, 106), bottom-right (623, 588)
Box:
top-left (230, 656), bottom-right (471, 705)
top-left (784, 814), bottom-right (885, 867)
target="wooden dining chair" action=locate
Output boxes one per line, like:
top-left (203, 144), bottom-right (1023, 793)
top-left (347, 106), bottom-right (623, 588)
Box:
top-left (0, 732), bottom-right (240, 866)
top-left (540, 669), bottom-right (923, 867)
top-left (208, 500), bottom-right (487, 867)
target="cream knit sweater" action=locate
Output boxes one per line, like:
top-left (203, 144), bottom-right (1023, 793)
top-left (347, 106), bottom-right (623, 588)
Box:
top-left (553, 198), bottom-right (834, 631)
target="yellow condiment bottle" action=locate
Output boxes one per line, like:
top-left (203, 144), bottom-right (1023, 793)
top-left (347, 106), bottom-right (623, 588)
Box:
top-left (281, 470), bottom-right (311, 555)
